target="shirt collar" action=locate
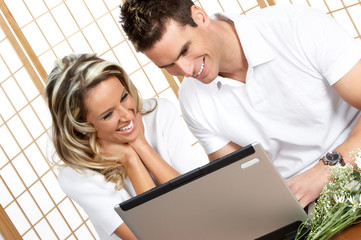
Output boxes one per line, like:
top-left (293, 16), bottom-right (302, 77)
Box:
top-left (213, 13), bottom-right (275, 68)
top-left (216, 76), bottom-right (245, 89)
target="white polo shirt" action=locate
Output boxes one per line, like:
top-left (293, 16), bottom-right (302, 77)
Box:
top-left (58, 98), bottom-right (208, 240)
top-left (179, 5), bottom-right (361, 179)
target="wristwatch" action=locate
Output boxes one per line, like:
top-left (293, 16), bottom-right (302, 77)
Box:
top-left (320, 151), bottom-right (345, 166)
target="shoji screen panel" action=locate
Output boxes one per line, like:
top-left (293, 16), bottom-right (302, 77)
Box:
top-left (197, 0), bottom-right (273, 15)
top-left (0, 3), bottom-right (97, 240)
top-left (0, 0), bottom-right (270, 239)
top-left (275, 0), bottom-right (361, 41)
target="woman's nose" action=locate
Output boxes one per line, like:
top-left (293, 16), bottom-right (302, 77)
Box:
top-left (116, 105), bottom-right (133, 121)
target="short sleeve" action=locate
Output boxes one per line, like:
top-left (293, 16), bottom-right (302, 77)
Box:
top-left (179, 79), bottom-right (230, 154)
top-left (294, 7), bottom-right (361, 85)
top-left (58, 167), bottom-right (131, 237)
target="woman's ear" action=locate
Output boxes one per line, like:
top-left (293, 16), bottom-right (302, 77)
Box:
top-left (74, 129), bottom-right (88, 137)
top-left (190, 5), bottom-right (210, 26)
top-left (74, 127), bottom-right (88, 136)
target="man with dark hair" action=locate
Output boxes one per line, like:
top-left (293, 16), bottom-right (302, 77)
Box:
top-left (121, 0), bottom-right (197, 52)
top-left (121, 0), bottom-right (361, 208)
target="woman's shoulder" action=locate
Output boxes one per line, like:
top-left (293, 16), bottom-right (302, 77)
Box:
top-left (58, 165), bottom-right (95, 180)
top-left (142, 98), bottom-right (181, 141)
top-left (143, 97), bottom-right (174, 108)
top-left (57, 166), bottom-right (112, 196)
top-left (143, 98), bottom-right (178, 116)
top-left (156, 98), bottom-right (177, 111)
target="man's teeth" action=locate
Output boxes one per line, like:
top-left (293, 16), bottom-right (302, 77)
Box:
top-left (118, 121), bottom-right (133, 131)
top-left (194, 60), bottom-right (204, 77)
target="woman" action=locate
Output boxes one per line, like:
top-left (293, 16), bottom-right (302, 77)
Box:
top-left (45, 53), bottom-right (206, 240)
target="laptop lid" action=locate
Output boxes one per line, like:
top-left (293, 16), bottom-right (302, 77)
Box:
top-left (114, 142), bottom-right (307, 240)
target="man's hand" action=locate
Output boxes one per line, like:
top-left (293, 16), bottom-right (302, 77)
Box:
top-left (287, 161), bottom-right (330, 208)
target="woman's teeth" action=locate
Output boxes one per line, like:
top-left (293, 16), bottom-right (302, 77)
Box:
top-left (193, 59), bottom-right (204, 77)
top-left (118, 121), bottom-right (133, 131)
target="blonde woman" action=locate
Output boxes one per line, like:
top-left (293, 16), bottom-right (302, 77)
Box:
top-left (45, 53), bottom-right (206, 240)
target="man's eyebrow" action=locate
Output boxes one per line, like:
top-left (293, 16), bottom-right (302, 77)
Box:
top-left (159, 41), bottom-right (191, 68)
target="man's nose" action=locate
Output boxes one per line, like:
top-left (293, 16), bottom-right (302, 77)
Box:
top-left (175, 57), bottom-right (194, 77)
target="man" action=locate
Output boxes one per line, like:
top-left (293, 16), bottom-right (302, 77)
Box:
top-left (121, 0), bottom-right (361, 208)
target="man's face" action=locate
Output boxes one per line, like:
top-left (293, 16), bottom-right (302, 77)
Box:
top-left (144, 18), bottom-right (221, 84)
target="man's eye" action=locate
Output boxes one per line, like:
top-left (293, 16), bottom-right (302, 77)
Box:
top-left (103, 111), bottom-right (113, 120)
top-left (181, 47), bottom-right (189, 56)
top-left (121, 92), bottom-right (128, 102)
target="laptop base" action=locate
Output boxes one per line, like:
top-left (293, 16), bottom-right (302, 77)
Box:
top-left (256, 221), bottom-right (308, 240)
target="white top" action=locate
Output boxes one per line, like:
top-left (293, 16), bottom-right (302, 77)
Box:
top-left (179, 5), bottom-right (361, 179)
top-left (58, 98), bottom-right (208, 240)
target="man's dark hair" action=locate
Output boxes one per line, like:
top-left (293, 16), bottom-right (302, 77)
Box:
top-left (120, 0), bottom-right (197, 52)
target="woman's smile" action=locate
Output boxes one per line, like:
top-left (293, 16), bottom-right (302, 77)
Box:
top-left (117, 120), bottom-right (135, 134)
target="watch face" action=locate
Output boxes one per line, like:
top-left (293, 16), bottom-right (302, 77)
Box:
top-left (326, 152), bottom-right (341, 161)
top-left (325, 151), bottom-right (342, 165)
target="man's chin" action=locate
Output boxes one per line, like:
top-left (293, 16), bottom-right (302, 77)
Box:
top-left (197, 75), bottom-right (215, 85)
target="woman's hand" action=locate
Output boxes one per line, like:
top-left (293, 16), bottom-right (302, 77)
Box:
top-left (110, 142), bottom-right (156, 195)
top-left (115, 142), bottom-right (142, 168)
top-left (128, 112), bottom-right (148, 150)
top-left (128, 113), bottom-right (180, 184)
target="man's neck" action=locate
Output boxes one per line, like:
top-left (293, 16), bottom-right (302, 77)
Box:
top-left (219, 58), bottom-right (248, 83)
top-left (216, 19), bottom-right (248, 83)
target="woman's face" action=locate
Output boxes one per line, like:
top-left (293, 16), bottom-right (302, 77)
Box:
top-left (84, 76), bottom-right (140, 146)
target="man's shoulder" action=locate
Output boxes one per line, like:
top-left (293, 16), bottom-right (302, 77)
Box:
top-left (252, 4), bottom-right (319, 15)
top-left (246, 4), bottom-right (325, 24)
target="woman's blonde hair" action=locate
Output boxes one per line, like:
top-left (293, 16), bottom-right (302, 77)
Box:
top-left (45, 53), bottom-right (148, 190)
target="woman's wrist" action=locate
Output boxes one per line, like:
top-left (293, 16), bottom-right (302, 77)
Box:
top-left (128, 137), bottom-right (149, 152)
top-left (121, 152), bottom-right (142, 171)
top-left (124, 154), bottom-right (156, 194)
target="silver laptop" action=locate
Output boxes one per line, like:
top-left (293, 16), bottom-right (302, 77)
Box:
top-left (114, 142), bottom-right (307, 240)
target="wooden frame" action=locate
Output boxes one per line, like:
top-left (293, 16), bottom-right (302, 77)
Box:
top-left (0, 205), bottom-right (22, 240)
top-left (0, 1), bottom-right (46, 93)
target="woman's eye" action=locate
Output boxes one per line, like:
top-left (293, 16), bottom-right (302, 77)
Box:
top-left (121, 92), bottom-right (128, 102)
top-left (103, 111), bottom-right (113, 120)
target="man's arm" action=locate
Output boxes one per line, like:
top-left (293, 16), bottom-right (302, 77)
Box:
top-left (331, 59), bottom-right (361, 164)
top-left (288, 59), bottom-right (361, 208)
top-left (208, 141), bottom-right (242, 161)
top-left (333, 59), bottom-right (361, 109)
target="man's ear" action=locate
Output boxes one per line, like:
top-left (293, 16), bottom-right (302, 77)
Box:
top-left (190, 5), bottom-right (210, 26)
